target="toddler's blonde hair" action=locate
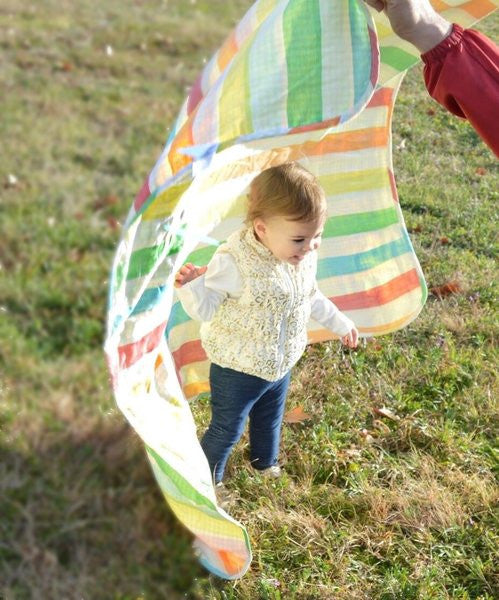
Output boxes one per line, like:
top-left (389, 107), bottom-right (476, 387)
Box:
top-left (246, 162), bottom-right (326, 224)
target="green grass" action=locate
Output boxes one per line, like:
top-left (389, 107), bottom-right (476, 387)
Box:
top-left (1, 1), bottom-right (498, 598)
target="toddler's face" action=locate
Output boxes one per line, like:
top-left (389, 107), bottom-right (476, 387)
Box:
top-left (254, 214), bottom-right (325, 265)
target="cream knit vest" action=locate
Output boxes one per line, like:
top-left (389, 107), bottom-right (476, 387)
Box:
top-left (200, 226), bottom-right (317, 381)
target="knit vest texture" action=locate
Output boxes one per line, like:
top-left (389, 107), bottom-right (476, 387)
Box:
top-left (200, 226), bottom-right (317, 381)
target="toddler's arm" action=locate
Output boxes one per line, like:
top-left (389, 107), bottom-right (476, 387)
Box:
top-left (310, 288), bottom-right (359, 348)
top-left (175, 253), bottom-right (242, 322)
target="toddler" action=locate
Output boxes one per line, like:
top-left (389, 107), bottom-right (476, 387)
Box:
top-left (175, 163), bottom-right (358, 484)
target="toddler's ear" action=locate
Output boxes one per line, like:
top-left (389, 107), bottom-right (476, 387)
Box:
top-left (253, 218), bottom-right (266, 238)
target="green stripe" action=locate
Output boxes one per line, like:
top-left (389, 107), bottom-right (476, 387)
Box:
top-left (283, 0), bottom-right (323, 126)
top-left (126, 241), bottom-right (218, 283)
top-left (323, 207), bottom-right (399, 237)
top-left (380, 46), bottom-right (418, 71)
top-left (127, 242), bottom-right (166, 281)
top-left (146, 446), bottom-right (219, 513)
top-left (186, 244), bottom-right (219, 265)
top-left (349, 0), bottom-right (372, 101)
top-left (126, 226), bottom-right (188, 281)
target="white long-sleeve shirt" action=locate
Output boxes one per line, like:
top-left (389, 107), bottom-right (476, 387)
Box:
top-left (176, 252), bottom-right (354, 336)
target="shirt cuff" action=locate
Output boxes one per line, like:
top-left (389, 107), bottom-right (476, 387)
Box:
top-left (422, 23), bottom-right (464, 64)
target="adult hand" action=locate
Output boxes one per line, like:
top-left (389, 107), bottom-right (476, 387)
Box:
top-left (174, 263), bottom-right (208, 288)
top-left (362, 0), bottom-right (453, 53)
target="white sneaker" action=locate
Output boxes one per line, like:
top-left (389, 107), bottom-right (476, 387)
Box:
top-left (260, 465), bottom-right (282, 478)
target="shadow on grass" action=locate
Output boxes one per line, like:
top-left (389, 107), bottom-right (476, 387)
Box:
top-left (0, 421), bottom-right (226, 600)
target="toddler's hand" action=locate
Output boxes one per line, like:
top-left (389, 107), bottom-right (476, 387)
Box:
top-left (174, 263), bottom-right (207, 288)
top-left (341, 327), bottom-right (359, 349)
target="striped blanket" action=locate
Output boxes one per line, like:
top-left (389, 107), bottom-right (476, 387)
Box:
top-left (105, 0), bottom-right (497, 579)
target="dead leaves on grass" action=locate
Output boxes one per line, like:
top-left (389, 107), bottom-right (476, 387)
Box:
top-left (373, 406), bottom-right (400, 421)
top-left (430, 280), bottom-right (462, 298)
top-left (284, 405), bottom-right (311, 424)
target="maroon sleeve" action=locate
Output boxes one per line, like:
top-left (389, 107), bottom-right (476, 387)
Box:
top-left (422, 24), bottom-right (499, 156)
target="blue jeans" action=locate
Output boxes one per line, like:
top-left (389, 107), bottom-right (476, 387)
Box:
top-left (201, 363), bottom-right (291, 483)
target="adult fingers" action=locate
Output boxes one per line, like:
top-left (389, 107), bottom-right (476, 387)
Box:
top-left (362, 0), bottom-right (385, 12)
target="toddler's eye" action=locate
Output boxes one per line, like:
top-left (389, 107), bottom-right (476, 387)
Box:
top-left (293, 238), bottom-right (304, 243)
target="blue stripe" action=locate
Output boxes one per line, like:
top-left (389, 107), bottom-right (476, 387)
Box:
top-left (317, 236), bottom-right (412, 278)
top-left (349, 0), bottom-right (372, 101)
top-left (130, 285), bottom-right (167, 316)
top-left (166, 301), bottom-right (192, 336)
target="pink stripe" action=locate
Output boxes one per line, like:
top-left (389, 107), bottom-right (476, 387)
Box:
top-left (388, 169), bottom-right (398, 203)
top-left (134, 177), bottom-right (151, 211)
top-left (118, 321), bottom-right (166, 369)
top-left (368, 25), bottom-right (379, 87)
top-left (187, 74), bottom-right (204, 115)
top-left (172, 339), bottom-right (207, 371)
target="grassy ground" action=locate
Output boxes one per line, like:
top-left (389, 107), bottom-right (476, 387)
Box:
top-left (1, 1), bottom-right (497, 598)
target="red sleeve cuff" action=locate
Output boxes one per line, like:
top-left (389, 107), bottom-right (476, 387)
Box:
top-left (421, 24), bottom-right (464, 64)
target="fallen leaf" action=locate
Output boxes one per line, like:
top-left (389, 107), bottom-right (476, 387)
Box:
top-left (408, 224), bottom-right (422, 233)
top-left (439, 236), bottom-right (451, 245)
top-left (475, 167), bottom-right (487, 176)
top-left (94, 194), bottom-right (118, 210)
top-left (107, 217), bottom-right (120, 230)
top-left (426, 108), bottom-right (436, 116)
top-left (373, 407), bottom-right (400, 421)
top-left (61, 61), bottom-right (73, 72)
top-left (430, 280), bottom-right (462, 298)
top-left (284, 405), bottom-right (311, 423)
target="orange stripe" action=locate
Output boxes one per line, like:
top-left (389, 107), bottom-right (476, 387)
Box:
top-left (184, 381), bottom-right (210, 399)
top-left (154, 353), bottom-right (163, 369)
top-left (366, 87), bottom-right (393, 108)
top-left (217, 549), bottom-right (246, 576)
top-left (292, 126), bottom-right (388, 158)
top-left (168, 121), bottom-right (194, 174)
top-left (217, 30), bottom-right (239, 72)
top-left (201, 125), bottom-right (389, 191)
top-left (459, 0), bottom-right (496, 18)
top-left (431, 0), bottom-right (450, 12)
top-left (332, 269), bottom-right (421, 311)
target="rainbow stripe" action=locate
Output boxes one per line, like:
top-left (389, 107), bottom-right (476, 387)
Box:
top-left (105, 0), bottom-right (497, 579)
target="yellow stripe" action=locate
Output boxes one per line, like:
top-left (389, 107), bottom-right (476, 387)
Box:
top-left (320, 167), bottom-right (389, 195)
top-left (256, 0), bottom-right (280, 22)
top-left (217, 48), bottom-right (252, 143)
top-left (166, 494), bottom-right (247, 538)
top-left (307, 308), bottom-right (421, 342)
top-left (142, 181), bottom-right (190, 221)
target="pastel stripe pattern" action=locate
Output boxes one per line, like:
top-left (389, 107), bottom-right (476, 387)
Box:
top-left (105, 0), bottom-right (497, 580)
